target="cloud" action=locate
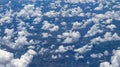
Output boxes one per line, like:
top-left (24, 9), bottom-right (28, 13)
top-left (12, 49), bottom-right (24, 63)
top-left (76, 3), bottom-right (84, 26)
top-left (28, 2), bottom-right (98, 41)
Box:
top-left (41, 32), bottom-right (52, 38)
top-left (17, 4), bottom-right (42, 24)
top-left (100, 50), bottom-right (120, 67)
top-left (0, 49), bottom-right (13, 65)
top-left (91, 32), bottom-right (120, 44)
top-left (57, 31), bottom-right (81, 44)
top-left (0, 9), bottom-right (13, 25)
top-left (64, 0), bottom-right (95, 4)
top-left (41, 21), bottom-right (59, 32)
top-left (84, 24), bottom-right (103, 37)
top-left (60, 6), bottom-right (84, 17)
top-left (72, 21), bottom-right (82, 29)
top-left (3, 28), bottom-right (14, 40)
top-left (74, 45), bottom-right (93, 54)
top-left (44, 10), bottom-right (59, 18)
top-left (7, 49), bottom-right (37, 67)
top-left (0, 49), bottom-right (36, 67)
top-left (55, 45), bottom-right (74, 53)
top-left (94, 3), bottom-right (103, 11)
top-left (90, 53), bottom-right (103, 58)
top-left (106, 24), bottom-right (116, 31)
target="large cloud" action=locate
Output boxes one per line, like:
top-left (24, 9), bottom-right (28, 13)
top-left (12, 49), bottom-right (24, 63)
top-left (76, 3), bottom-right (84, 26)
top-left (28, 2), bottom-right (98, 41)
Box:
top-left (0, 49), bottom-right (36, 67)
top-left (100, 50), bottom-right (120, 67)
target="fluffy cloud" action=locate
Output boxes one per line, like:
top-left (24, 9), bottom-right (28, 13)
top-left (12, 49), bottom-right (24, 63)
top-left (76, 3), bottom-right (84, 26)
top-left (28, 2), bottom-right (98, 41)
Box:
top-left (64, 0), bottom-right (95, 4)
top-left (1, 22), bottom-right (30, 49)
top-left (106, 24), bottom-right (116, 31)
top-left (55, 45), bottom-right (74, 53)
top-left (7, 49), bottom-right (37, 67)
top-left (0, 49), bottom-right (13, 65)
top-left (44, 10), bottom-right (59, 18)
top-left (57, 31), bottom-right (81, 44)
top-left (72, 21), bottom-right (82, 29)
top-left (100, 50), bottom-right (120, 67)
top-left (41, 32), bottom-right (52, 38)
top-left (94, 3), bottom-right (103, 11)
top-left (3, 28), bottom-right (14, 40)
top-left (41, 21), bottom-right (59, 32)
top-left (91, 32), bottom-right (120, 44)
top-left (17, 4), bottom-right (42, 24)
top-left (60, 7), bottom-right (84, 17)
top-left (0, 49), bottom-right (36, 67)
top-left (90, 53), bottom-right (103, 58)
top-left (74, 45), bottom-right (93, 54)
top-left (0, 10), bottom-right (13, 25)
top-left (84, 24), bottom-right (103, 37)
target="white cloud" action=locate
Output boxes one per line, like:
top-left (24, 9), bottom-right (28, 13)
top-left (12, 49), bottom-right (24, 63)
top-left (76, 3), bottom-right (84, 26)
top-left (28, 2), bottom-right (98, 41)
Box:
top-left (74, 45), bottom-right (93, 54)
top-left (72, 21), bottom-right (82, 29)
top-left (17, 4), bottom-right (42, 24)
top-left (41, 21), bottom-right (59, 32)
top-left (57, 31), bottom-right (81, 44)
top-left (74, 53), bottom-right (84, 60)
top-left (60, 7), bottom-right (84, 17)
top-left (90, 53), bottom-right (103, 58)
top-left (44, 10), bottom-right (59, 18)
top-left (55, 45), bottom-right (68, 53)
top-left (84, 24), bottom-right (103, 37)
top-left (39, 48), bottom-right (49, 55)
top-left (17, 4), bottom-right (35, 19)
top-left (91, 32), bottom-right (120, 44)
top-left (106, 24), bottom-right (116, 31)
top-left (41, 32), bottom-right (52, 38)
top-left (64, 0), bottom-right (95, 4)
top-left (0, 49), bottom-right (36, 67)
top-left (55, 45), bottom-right (74, 53)
top-left (100, 62), bottom-right (110, 67)
top-left (100, 50), bottom-right (120, 67)
top-left (61, 22), bottom-right (67, 26)
top-left (0, 49), bottom-right (13, 64)
top-left (94, 3), bottom-right (103, 11)
top-left (51, 55), bottom-right (58, 59)
top-left (112, 5), bottom-right (120, 9)
top-left (0, 10), bottom-right (13, 25)
top-left (6, 49), bottom-right (37, 67)
top-left (3, 28), bottom-right (14, 40)
top-left (63, 37), bottom-right (73, 44)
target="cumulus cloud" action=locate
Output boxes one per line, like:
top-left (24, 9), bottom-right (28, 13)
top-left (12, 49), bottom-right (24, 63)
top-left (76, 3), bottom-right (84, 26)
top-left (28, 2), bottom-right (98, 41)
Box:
top-left (94, 3), bottom-right (103, 11)
top-left (84, 24), bottom-right (103, 37)
top-left (17, 4), bottom-right (42, 24)
top-left (74, 45), bottom-right (93, 54)
top-left (41, 32), bottom-right (52, 38)
top-left (106, 24), bottom-right (116, 31)
top-left (3, 28), bottom-right (14, 40)
top-left (100, 50), bottom-right (120, 67)
top-left (60, 7), bottom-right (84, 17)
top-left (44, 10), bottom-right (59, 17)
top-left (0, 49), bottom-right (13, 65)
top-left (55, 45), bottom-right (74, 53)
top-left (91, 32), bottom-right (120, 44)
top-left (0, 10), bottom-right (13, 25)
top-left (72, 21), bottom-right (82, 29)
top-left (0, 49), bottom-right (36, 67)
top-left (90, 53), bottom-right (103, 58)
top-left (1, 23), bottom-right (30, 49)
top-left (41, 21), bottom-right (59, 32)
top-left (7, 49), bottom-right (37, 67)
top-left (57, 31), bottom-right (81, 44)
top-left (64, 0), bottom-right (95, 4)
